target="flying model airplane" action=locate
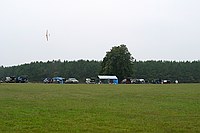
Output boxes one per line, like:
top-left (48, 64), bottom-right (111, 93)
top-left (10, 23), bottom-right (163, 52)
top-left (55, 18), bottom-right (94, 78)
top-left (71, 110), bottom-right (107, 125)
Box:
top-left (46, 30), bottom-right (50, 41)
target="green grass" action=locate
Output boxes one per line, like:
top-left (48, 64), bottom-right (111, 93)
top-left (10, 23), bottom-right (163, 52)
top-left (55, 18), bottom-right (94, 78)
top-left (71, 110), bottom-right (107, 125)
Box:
top-left (0, 83), bottom-right (199, 132)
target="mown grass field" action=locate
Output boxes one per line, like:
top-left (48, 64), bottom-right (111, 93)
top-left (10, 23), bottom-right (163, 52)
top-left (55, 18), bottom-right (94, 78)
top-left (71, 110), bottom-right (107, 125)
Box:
top-left (0, 83), bottom-right (199, 132)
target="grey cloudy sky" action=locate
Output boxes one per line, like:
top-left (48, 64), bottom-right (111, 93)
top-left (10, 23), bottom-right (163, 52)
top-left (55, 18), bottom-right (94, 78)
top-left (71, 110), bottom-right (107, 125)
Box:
top-left (1, 0), bottom-right (200, 66)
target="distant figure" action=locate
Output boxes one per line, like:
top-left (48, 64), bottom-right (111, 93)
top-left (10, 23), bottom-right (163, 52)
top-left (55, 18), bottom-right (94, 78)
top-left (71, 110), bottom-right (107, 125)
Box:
top-left (46, 30), bottom-right (50, 41)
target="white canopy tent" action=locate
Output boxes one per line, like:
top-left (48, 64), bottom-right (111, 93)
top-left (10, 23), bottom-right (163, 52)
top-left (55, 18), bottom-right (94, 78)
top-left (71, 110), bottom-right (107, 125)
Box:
top-left (97, 75), bottom-right (118, 84)
top-left (98, 75), bottom-right (118, 80)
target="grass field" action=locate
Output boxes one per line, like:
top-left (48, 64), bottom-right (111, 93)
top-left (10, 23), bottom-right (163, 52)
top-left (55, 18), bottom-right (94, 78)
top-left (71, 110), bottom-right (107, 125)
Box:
top-left (0, 83), bottom-right (199, 132)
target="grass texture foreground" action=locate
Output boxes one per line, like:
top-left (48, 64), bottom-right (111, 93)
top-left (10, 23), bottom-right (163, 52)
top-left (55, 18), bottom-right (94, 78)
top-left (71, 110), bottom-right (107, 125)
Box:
top-left (0, 83), bottom-right (199, 132)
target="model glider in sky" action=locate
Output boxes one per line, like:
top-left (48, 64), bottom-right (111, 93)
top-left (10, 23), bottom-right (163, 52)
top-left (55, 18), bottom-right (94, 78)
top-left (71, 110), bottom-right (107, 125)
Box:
top-left (46, 30), bottom-right (50, 41)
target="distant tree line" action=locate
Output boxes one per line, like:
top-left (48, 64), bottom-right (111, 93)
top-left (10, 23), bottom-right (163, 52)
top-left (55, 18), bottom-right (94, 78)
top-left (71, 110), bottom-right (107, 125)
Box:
top-left (0, 60), bottom-right (200, 83)
top-left (0, 60), bottom-right (101, 83)
top-left (134, 60), bottom-right (200, 83)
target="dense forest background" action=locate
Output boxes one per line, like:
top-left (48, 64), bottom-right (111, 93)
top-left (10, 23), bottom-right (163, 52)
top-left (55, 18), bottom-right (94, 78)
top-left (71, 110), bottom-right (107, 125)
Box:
top-left (0, 60), bottom-right (200, 83)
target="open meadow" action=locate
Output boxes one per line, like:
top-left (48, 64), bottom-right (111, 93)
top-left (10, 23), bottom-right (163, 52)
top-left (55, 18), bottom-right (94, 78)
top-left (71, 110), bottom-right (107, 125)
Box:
top-left (0, 83), bottom-right (199, 132)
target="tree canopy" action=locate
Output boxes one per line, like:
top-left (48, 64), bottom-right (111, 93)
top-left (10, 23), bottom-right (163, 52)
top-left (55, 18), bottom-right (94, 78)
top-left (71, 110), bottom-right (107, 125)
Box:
top-left (100, 44), bottom-right (134, 82)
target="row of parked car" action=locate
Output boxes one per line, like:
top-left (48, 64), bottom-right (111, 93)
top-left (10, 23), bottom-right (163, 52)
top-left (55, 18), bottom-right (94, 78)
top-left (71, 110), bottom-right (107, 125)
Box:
top-left (121, 78), bottom-right (146, 84)
top-left (4, 76), bottom-right (28, 83)
top-left (121, 78), bottom-right (178, 84)
top-left (43, 77), bottom-right (79, 84)
top-left (1, 76), bottom-right (177, 84)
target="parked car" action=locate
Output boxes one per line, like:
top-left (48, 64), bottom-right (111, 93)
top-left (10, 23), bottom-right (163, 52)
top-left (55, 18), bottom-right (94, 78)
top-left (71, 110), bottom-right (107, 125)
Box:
top-left (152, 79), bottom-right (162, 84)
top-left (152, 79), bottom-right (170, 84)
top-left (52, 77), bottom-right (65, 84)
top-left (65, 78), bottom-right (79, 84)
top-left (121, 78), bottom-right (132, 84)
top-left (133, 79), bottom-right (145, 84)
top-left (16, 76), bottom-right (28, 83)
top-left (5, 76), bottom-right (16, 83)
top-left (43, 78), bottom-right (52, 83)
top-left (163, 80), bottom-right (171, 84)
top-left (85, 78), bottom-right (96, 84)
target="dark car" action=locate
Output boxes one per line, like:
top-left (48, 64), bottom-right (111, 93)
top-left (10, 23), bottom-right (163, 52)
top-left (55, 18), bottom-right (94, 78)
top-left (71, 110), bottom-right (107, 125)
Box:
top-left (121, 78), bottom-right (132, 84)
top-left (16, 76), bottom-right (28, 83)
top-left (43, 78), bottom-right (53, 83)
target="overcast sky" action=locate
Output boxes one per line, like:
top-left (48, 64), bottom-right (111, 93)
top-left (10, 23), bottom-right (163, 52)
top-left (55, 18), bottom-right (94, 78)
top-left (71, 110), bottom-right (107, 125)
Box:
top-left (1, 0), bottom-right (200, 66)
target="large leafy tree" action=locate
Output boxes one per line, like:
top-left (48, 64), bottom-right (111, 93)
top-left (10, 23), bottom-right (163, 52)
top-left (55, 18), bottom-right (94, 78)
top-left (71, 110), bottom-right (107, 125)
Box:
top-left (100, 44), bottom-right (134, 82)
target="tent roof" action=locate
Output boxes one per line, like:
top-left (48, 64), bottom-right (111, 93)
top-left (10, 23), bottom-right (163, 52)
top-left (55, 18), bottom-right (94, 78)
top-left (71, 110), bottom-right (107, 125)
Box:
top-left (98, 75), bottom-right (118, 80)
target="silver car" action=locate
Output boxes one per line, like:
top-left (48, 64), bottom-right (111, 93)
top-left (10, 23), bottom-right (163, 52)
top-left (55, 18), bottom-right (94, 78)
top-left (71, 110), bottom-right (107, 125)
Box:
top-left (65, 78), bottom-right (79, 84)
